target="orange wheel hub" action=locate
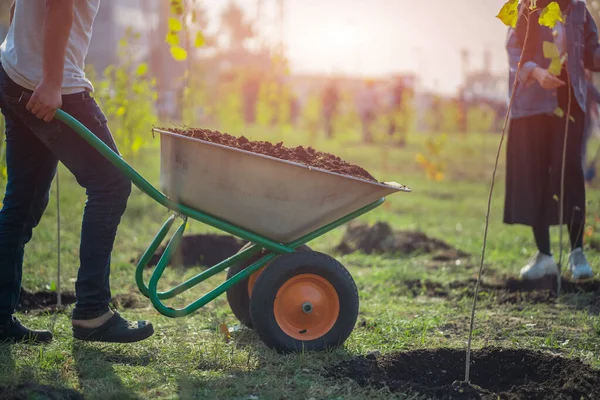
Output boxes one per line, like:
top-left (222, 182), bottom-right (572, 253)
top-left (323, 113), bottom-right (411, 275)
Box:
top-left (247, 267), bottom-right (265, 297)
top-left (273, 274), bottom-right (340, 340)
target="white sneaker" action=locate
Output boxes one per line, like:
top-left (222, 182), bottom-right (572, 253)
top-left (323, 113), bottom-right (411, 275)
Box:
top-left (569, 248), bottom-right (593, 280)
top-left (520, 252), bottom-right (559, 280)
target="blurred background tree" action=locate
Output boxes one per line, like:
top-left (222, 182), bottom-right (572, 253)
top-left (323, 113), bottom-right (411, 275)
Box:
top-left (220, 1), bottom-right (255, 51)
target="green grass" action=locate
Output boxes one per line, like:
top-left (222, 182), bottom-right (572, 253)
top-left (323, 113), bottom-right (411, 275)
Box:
top-left (0, 127), bottom-right (599, 400)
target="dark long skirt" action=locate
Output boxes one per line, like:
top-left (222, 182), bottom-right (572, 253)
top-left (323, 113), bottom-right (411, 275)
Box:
top-left (504, 76), bottom-right (586, 227)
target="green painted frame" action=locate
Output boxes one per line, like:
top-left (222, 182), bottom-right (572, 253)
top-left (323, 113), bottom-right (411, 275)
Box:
top-left (55, 110), bottom-right (385, 318)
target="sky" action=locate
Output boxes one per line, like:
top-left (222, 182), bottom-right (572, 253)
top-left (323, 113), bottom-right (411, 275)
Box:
top-left (203, 0), bottom-right (511, 95)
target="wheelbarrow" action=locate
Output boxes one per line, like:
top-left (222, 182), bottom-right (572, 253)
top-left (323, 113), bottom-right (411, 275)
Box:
top-left (53, 110), bottom-right (410, 353)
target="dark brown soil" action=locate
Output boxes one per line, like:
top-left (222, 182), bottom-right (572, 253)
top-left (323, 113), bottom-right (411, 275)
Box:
top-left (325, 347), bottom-right (600, 399)
top-left (110, 293), bottom-right (146, 310)
top-left (336, 222), bottom-right (469, 260)
top-left (0, 384), bottom-right (84, 400)
top-left (358, 318), bottom-right (379, 330)
top-left (398, 277), bottom-right (600, 306)
top-left (136, 234), bottom-right (244, 269)
top-left (165, 127), bottom-right (376, 182)
top-left (17, 288), bottom-right (146, 312)
top-left (16, 288), bottom-right (76, 313)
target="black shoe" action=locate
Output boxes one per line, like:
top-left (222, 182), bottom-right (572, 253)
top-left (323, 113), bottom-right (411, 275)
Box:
top-left (72, 311), bottom-right (154, 343)
top-left (0, 317), bottom-right (53, 344)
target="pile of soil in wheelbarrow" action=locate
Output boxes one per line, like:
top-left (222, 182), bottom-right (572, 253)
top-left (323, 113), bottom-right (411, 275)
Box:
top-left (325, 347), bottom-right (600, 399)
top-left (335, 221), bottom-right (469, 261)
top-left (135, 234), bottom-right (244, 269)
top-left (396, 276), bottom-right (600, 306)
top-left (17, 288), bottom-right (145, 312)
top-left (165, 128), bottom-right (376, 182)
top-left (0, 384), bottom-right (84, 400)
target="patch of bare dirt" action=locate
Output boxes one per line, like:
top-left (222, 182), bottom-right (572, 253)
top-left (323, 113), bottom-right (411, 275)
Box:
top-left (17, 288), bottom-right (146, 312)
top-left (335, 222), bottom-right (469, 261)
top-left (110, 293), bottom-right (146, 310)
top-left (325, 347), bottom-right (600, 399)
top-left (396, 277), bottom-right (600, 306)
top-left (0, 384), bottom-right (84, 400)
top-left (135, 234), bottom-right (244, 269)
top-left (16, 288), bottom-right (76, 313)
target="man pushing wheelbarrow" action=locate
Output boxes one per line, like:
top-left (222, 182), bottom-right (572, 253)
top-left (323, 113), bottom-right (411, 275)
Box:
top-left (0, 1), bottom-right (407, 353)
top-left (0, 0), bottom-right (153, 344)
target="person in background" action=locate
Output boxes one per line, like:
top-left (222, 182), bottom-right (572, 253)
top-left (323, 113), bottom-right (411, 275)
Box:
top-left (242, 74), bottom-right (260, 124)
top-left (321, 79), bottom-right (339, 139)
top-left (504, 0), bottom-right (599, 282)
top-left (387, 77), bottom-right (408, 147)
top-left (0, 1), bottom-right (154, 343)
top-left (583, 71), bottom-right (600, 182)
top-left (356, 79), bottom-right (378, 144)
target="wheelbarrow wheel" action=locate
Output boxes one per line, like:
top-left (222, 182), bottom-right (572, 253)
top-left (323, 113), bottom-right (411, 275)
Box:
top-left (250, 251), bottom-right (359, 353)
top-left (226, 243), bottom-right (310, 329)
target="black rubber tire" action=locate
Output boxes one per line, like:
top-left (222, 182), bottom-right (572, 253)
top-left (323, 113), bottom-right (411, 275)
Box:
top-left (250, 251), bottom-right (359, 353)
top-left (226, 243), bottom-right (310, 329)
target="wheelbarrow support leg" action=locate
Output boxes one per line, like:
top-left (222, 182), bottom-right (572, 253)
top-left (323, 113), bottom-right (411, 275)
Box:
top-left (149, 252), bottom-right (278, 318)
top-left (136, 214), bottom-right (177, 298)
top-left (145, 220), bottom-right (280, 318)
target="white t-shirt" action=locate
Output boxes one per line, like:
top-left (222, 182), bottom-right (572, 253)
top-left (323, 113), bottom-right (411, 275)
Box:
top-left (0, 0), bottom-right (101, 94)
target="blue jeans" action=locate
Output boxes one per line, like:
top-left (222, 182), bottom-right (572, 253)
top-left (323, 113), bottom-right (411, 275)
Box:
top-left (0, 65), bottom-right (131, 322)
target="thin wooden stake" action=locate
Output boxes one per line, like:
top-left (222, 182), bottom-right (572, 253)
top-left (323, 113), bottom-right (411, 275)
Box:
top-left (557, 73), bottom-right (572, 295)
top-left (56, 169), bottom-right (61, 307)
top-left (464, 6), bottom-right (534, 383)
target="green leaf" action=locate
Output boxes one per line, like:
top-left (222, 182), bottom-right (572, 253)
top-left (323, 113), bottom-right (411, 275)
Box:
top-left (136, 63), bottom-right (148, 76)
top-left (49, 281), bottom-right (57, 292)
top-left (194, 31), bottom-right (205, 48)
top-left (548, 57), bottom-right (562, 76)
top-left (554, 107), bottom-right (564, 118)
top-left (169, 17), bottom-right (183, 32)
top-left (529, 0), bottom-right (538, 10)
top-left (539, 2), bottom-right (564, 29)
top-left (170, 46), bottom-right (188, 61)
top-left (496, 0), bottom-right (519, 28)
top-left (543, 41), bottom-right (560, 59)
top-left (166, 31), bottom-right (179, 46)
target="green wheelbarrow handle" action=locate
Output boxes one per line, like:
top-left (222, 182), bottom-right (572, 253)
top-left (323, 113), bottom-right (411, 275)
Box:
top-left (53, 108), bottom-right (296, 253)
top-left (51, 108), bottom-right (386, 318)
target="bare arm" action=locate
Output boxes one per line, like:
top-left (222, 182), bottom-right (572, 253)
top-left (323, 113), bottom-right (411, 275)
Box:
top-left (26, 0), bottom-right (74, 121)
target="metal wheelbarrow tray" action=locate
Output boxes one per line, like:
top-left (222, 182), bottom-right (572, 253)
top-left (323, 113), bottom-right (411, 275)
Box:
top-left (55, 110), bottom-right (410, 353)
